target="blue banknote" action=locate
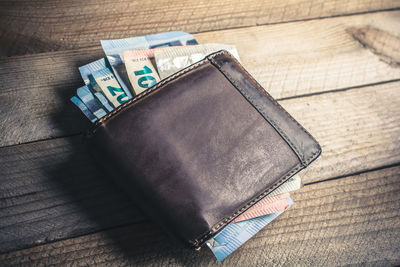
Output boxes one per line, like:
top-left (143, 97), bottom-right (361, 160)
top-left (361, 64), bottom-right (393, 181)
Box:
top-left (92, 68), bottom-right (129, 107)
top-left (70, 96), bottom-right (97, 122)
top-left (84, 82), bottom-right (114, 112)
top-left (92, 90), bottom-right (114, 112)
top-left (78, 58), bottom-right (125, 101)
top-left (206, 197), bottom-right (294, 261)
top-left (101, 31), bottom-right (198, 96)
top-left (79, 58), bottom-right (111, 85)
top-left (76, 85), bottom-right (108, 119)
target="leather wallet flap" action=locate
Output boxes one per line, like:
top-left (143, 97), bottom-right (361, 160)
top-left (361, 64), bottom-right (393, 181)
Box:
top-left (86, 51), bottom-right (321, 248)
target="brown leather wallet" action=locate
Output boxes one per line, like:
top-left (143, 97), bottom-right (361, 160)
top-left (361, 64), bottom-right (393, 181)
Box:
top-left (86, 50), bottom-right (321, 248)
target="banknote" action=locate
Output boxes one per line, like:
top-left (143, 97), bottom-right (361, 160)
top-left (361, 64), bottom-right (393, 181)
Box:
top-left (206, 197), bottom-right (294, 261)
top-left (122, 49), bottom-right (161, 94)
top-left (70, 96), bottom-right (97, 122)
top-left (227, 175), bottom-right (301, 223)
top-left (101, 31), bottom-right (197, 95)
top-left (232, 193), bottom-right (291, 223)
top-left (76, 85), bottom-right (108, 119)
top-left (269, 175), bottom-right (302, 197)
top-left (78, 58), bottom-right (119, 107)
top-left (91, 78), bottom-right (117, 110)
top-left (154, 43), bottom-right (240, 79)
top-left (92, 89), bottom-right (114, 112)
top-left (230, 175), bottom-right (301, 222)
top-left (79, 58), bottom-right (111, 85)
top-left (92, 68), bottom-right (129, 107)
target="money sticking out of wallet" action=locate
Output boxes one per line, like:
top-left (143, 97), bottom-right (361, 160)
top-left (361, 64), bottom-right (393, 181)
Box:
top-left (72, 31), bottom-right (320, 261)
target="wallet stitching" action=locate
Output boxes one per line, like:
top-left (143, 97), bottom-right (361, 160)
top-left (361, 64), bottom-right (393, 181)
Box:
top-left (192, 164), bottom-right (302, 246)
top-left (208, 52), bottom-right (321, 165)
top-left (97, 53), bottom-right (221, 126)
top-left (192, 149), bottom-right (320, 247)
top-left (210, 59), bottom-right (303, 165)
top-left (190, 51), bottom-right (322, 247)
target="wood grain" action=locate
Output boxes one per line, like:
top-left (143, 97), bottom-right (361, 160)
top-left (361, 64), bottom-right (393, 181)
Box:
top-left (196, 11), bottom-right (400, 100)
top-left (0, 0), bottom-right (399, 56)
top-left (0, 1), bottom-right (399, 265)
top-left (0, 136), bottom-right (145, 253)
top-left (1, 81), bottom-right (399, 254)
top-left (283, 81), bottom-right (400, 184)
top-left (1, 11), bottom-right (400, 147)
top-left (347, 25), bottom-right (400, 67)
top-left (1, 165), bottom-right (399, 266)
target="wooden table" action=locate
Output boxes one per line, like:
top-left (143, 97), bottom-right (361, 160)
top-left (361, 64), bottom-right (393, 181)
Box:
top-left (1, 1), bottom-right (399, 266)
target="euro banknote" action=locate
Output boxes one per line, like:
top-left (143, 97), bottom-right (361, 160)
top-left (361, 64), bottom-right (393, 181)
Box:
top-left (92, 89), bottom-right (114, 112)
top-left (76, 85), bottom-right (107, 120)
top-left (101, 31), bottom-right (198, 96)
top-left (231, 175), bottom-right (301, 222)
top-left (154, 43), bottom-right (240, 79)
top-left (206, 197), bottom-right (294, 261)
top-left (269, 175), bottom-right (302, 197)
top-left (122, 49), bottom-right (161, 94)
top-left (78, 58), bottom-right (116, 111)
top-left (232, 193), bottom-right (291, 223)
top-left (92, 68), bottom-right (129, 107)
top-left (79, 58), bottom-right (111, 85)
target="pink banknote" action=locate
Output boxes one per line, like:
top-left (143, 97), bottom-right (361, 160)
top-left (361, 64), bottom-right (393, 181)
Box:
top-left (232, 192), bottom-right (291, 223)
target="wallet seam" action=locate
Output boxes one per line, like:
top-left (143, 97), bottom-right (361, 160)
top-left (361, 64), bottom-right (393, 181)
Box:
top-left (96, 53), bottom-right (220, 127)
top-left (190, 51), bottom-right (322, 247)
top-left (209, 57), bottom-right (304, 164)
top-left (208, 51), bottom-right (320, 165)
top-left (192, 150), bottom-right (320, 247)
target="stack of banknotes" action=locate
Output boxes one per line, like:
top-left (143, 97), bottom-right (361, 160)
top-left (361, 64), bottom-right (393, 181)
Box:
top-left (72, 31), bottom-right (302, 261)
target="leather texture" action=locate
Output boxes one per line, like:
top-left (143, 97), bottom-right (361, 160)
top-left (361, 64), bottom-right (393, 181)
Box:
top-left (86, 51), bottom-right (321, 248)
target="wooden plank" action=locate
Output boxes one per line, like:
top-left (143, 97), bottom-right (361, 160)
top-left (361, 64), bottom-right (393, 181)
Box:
top-left (283, 82), bottom-right (400, 184)
top-left (1, 165), bottom-right (399, 266)
top-left (1, 81), bottom-right (399, 254)
top-left (1, 0), bottom-right (399, 56)
top-left (0, 136), bottom-right (146, 253)
top-left (1, 11), bottom-right (400, 147)
top-left (195, 10), bottom-right (400, 99)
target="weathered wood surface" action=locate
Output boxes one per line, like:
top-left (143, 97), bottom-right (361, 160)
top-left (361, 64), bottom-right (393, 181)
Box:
top-left (0, 136), bottom-right (145, 253)
top-left (196, 11), bottom-right (400, 96)
top-left (1, 81), bottom-right (399, 254)
top-left (1, 2), bottom-right (399, 265)
top-left (1, 0), bottom-right (399, 56)
top-left (1, 11), bottom-right (400, 147)
top-left (283, 82), bottom-right (400, 183)
top-left (1, 166), bottom-right (399, 266)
